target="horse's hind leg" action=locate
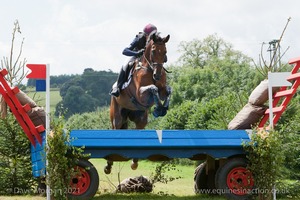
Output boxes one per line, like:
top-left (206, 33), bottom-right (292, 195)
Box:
top-left (104, 160), bottom-right (113, 174)
top-left (110, 97), bottom-right (127, 129)
top-left (120, 123), bottom-right (128, 129)
top-left (131, 110), bottom-right (148, 129)
top-left (110, 97), bottom-right (117, 129)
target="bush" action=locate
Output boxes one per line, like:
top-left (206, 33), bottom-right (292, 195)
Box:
top-left (244, 129), bottom-right (285, 200)
top-left (46, 117), bottom-right (89, 199)
top-left (65, 108), bottom-right (111, 130)
top-left (186, 92), bottom-right (247, 130)
top-left (0, 114), bottom-right (35, 194)
top-left (156, 100), bottom-right (198, 129)
top-left (276, 96), bottom-right (300, 180)
top-left (276, 180), bottom-right (300, 198)
top-left (150, 160), bottom-right (182, 185)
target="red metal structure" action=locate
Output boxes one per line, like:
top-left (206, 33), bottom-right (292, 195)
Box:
top-left (258, 57), bottom-right (300, 128)
top-left (0, 69), bottom-right (44, 146)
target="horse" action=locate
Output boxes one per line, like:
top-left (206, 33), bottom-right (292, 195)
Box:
top-left (106, 33), bottom-right (171, 174)
top-left (110, 33), bottom-right (171, 130)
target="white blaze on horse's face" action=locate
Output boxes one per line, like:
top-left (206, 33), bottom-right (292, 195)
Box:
top-left (151, 43), bottom-right (166, 81)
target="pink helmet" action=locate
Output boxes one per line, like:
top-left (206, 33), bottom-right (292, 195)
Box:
top-left (143, 23), bottom-right (157, 35)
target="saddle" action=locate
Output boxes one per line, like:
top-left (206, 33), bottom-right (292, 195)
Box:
top-left (122, 60), bottom-right (142, 89)
top-left (110, 60), bottom-right (142, 96)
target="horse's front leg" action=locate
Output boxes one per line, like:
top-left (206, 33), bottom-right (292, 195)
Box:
top-left (139, 84), bottom-right (168, 118)
top-left (162, 85), bottom-right (172, 109)
top-left (139, 85), bottom-right (163, 108)
top-left (152, 85), bottom-right (171, 118)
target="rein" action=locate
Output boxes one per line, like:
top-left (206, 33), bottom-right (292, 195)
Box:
top-left (143, 54), bottom-right (157, 71)
top-left (142, 54), bottom-right (171, 73)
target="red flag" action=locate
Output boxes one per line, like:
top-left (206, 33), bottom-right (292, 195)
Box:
top-left (26, 64), bottom-right (46, 79)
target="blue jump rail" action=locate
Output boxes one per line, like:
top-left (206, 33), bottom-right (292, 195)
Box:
top-left (31, 129), bottom-right (251, 178)
top-left (31, 132), bottom-right (46, 178)
top-left (70, 129), bottom-right (251, 161)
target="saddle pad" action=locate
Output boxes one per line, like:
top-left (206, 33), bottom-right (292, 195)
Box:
top-left (111, 62), bottom-right (142, 90)
top-left (122, 69), bottom-right (133, 90)
top-left (111, 71), bottom-right (132, 90)
top-left (122, 67), bottom-right (135, 89)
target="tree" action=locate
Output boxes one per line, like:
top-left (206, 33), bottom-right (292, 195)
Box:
top-left (0, 20), bottom-right (28, 87)
top-left (0, 115), bottom-right (34, 194)
top-left (65, 107), bottom-right (111, 130)
top-left (178, 34), bottom-right (251, 68)
top-left (56, 85), bottom-right (98, 118)
top-left (0, 20), bottom-right (35, 194)
top-left (58, 75), bottom-right (81, 98)
top-left (277, 95), bottom-right (300, 180)
top-left (55, 68), bottom-right (117, 118)
top-left (80, 68), bottom-right (117, 106)
top-left (156, 100), bottom-right (199, 129)
top-left (186, 92), bottom-right (248, 130)
top-left (27, 74), bottom-right (77, 88)
top-left (170, 34), bottom-right (259, 107)
top-left (168, 63), bottom-right (258, 107)
top-left (144, 35), bottom-right (260, 130)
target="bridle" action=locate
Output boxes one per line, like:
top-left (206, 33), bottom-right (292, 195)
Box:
top-left (143, 54), bottom-right (164, 72)
top-left (143, 39), bottom-right (166, 72)
top-left (143, 52), bottom-right (171, 74)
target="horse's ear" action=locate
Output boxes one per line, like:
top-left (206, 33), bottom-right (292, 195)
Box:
top-left (152, 33), bottom-right (158, 43)
top-left (163, 35), bottom-right (170, 43)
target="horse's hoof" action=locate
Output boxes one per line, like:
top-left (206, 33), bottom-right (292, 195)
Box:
top-left (153, 110), bottom-right (159, 118)
top-left (153, 107), bottom-right (168, 118)
top-left (160, 107), bottom-right (167, 116)
top-left (104, 166), bottom-right (112, 174)
top-left (131, 163), bottom-right (139, 170)
top-left (131, 159), bottom-right (138, 170)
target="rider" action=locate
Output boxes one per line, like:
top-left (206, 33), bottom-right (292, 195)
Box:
top-left (109, 23), bottom-right (158, 97)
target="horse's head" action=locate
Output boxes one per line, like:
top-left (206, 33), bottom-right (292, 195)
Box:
top-left (144, 33), bottom-right (170, 81)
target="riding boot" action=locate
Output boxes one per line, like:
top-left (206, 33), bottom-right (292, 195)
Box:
top-left (110, 68), bottom-right (127, 97)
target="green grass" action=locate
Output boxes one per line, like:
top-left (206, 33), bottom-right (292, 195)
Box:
top-left (89, 159), bottom-right (226, 199)
top-left (0, 197), bottom-right (45, 200)
top-left (0, 195), bottom-right (225, 200)
top-left (93, 194), bottom-right (225, 200)
top-left (83, 159), bottom-right (298, 200)
top-left (0, 159), bottom-right (224, 200)
top-left (25, 88), bottom-right (61, 112)
top-left (89, 159), bottom-right (196, 196)
top-left (0, 159), bottom-right (297, 199)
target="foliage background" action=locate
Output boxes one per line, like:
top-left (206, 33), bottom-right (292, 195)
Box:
top-left (0, 114), bottom-right (34, 194)
top-left (0, 23), bottom-right (299, 198)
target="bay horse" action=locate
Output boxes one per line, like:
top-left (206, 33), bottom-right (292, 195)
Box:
top-left (110, 33), bottom-right (171, 130)
top-left (106, 33), bottom-right (171, 173)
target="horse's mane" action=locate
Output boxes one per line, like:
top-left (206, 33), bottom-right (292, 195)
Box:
top-left (146, 32), bottom-right (163, 45)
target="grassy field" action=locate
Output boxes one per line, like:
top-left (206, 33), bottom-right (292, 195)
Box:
top-left (90, 158), bottom-right (224, 199)
top-left (0, 195), bottom-right (226, 200)
top-left (90, 159), bottom-right (196, 196)
top-left (1, 159), bottom-right (294, 200)
top-left (0, 159), bottom-right (227, 200)
top-left (25, 88), bottom-right (61, 112)
top-left (0, 156), bottom-right (295, 199)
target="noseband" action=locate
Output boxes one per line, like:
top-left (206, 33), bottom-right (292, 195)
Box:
top-left (143, 55), bottom-right (164, 72)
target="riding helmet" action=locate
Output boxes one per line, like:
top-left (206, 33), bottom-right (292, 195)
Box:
top-left (143, 24), bottom-right (157, 35)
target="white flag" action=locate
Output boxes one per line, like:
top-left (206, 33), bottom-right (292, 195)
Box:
top-left (156, 130), bottom-right (163, 143)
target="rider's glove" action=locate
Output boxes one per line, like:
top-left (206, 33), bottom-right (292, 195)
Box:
top-left (137, 49), bottom-right (145, 57)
